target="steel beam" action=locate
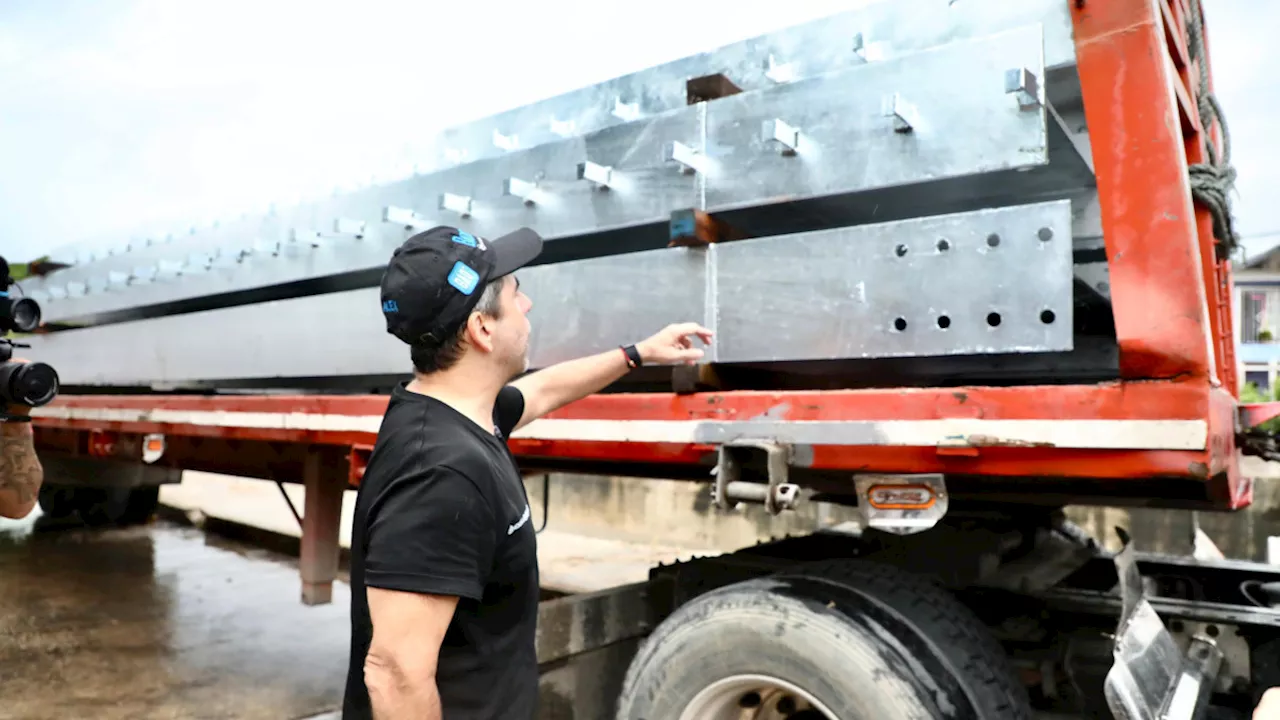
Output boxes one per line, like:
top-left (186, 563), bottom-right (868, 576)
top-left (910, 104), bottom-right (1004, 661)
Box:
top-left (25, 200), bottom-right (1074, 388)
top-left (21, 22), bottom-right (1079, 327)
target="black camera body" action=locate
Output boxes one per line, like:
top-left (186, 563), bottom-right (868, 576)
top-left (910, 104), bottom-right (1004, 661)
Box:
top-left (0, 256), bottom-right (59, 408)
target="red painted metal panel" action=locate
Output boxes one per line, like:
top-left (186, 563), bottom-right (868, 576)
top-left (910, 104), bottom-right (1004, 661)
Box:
top-left (1159, 0), bottom-right (1191, 71)
top-left (33, 379), bottom-right (1224, 480)
top-left (1071, 0), bottom-right (1213, 381)
top-left (1239, 402), bottom-right (1280, 429)
top-left (35, 393), bottom-right (390, 414)
top-left (40, 380), bottom-right (1209, 425)
top-left (535, 382), bottom-right (1209, 423)
top-left (1207, 386), bottom-right (1249, 508)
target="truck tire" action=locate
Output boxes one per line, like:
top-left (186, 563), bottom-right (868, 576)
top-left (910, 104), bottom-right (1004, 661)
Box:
top-left (616, 559), bottom-right (1033, 720)
top-left (77, 486), bottom-right (161, 527)
top-left (37, 483), bottom-right (77, 518)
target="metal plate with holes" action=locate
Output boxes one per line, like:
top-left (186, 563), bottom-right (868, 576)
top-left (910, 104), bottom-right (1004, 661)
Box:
top-left (20, 20), bottom-right (1064, 326)
top-left (23, 200), bottom-right (1073, 388)
top-left (712, 199), bottom-right (1073, 362)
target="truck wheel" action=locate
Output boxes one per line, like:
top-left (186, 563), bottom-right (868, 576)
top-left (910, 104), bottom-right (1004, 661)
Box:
top-left (77, 486), bottom-right (161, 527)
top-left (37, 484), bottom-right (77, 518)
top-left (616, 559), bottom-right (1032, 720)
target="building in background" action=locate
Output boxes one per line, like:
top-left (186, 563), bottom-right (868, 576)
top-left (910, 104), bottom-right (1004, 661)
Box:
top-left (1235, 233), bottom-right (1280, 393)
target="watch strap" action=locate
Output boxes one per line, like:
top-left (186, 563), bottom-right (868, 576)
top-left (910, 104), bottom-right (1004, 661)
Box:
top-left (620, 344), bottom-right (643, 368)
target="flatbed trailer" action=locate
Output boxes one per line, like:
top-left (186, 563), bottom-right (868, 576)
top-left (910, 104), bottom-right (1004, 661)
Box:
top-left (14, 0), bottom-right (1280, 717)
top-left (25, 388), bottom-right (1280, 718)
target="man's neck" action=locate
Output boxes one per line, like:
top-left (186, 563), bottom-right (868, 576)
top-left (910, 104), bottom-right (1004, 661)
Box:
top-left (406, 368), bottom-right (504, 434)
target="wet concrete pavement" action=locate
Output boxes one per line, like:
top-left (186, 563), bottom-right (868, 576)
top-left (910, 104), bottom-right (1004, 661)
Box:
top-left (0, 512), bottom-right (349, 720)
top-left (0, 472), bottom-right (704, 720)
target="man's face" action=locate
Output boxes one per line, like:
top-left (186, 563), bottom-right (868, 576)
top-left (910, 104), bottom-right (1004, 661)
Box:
top-left (494, 274), bottom-right (534, 377)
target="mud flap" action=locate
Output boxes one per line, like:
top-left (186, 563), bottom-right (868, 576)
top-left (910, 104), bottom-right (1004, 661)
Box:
top-left (1104, 528), bottom-right (1225, 720)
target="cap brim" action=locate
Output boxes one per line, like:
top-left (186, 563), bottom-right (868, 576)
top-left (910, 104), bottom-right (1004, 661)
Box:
top-left (489, 227), bottom-right (543, 278)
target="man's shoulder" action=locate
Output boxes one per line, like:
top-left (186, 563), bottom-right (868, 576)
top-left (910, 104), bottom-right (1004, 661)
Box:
top-left (367, 419), bottom-right (502, 493)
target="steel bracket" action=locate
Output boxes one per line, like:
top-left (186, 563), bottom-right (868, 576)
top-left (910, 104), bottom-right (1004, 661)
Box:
top-left (1104, 529), bottom-right (1225, 720)
top-left (712, 440), bottom-right (798, 515)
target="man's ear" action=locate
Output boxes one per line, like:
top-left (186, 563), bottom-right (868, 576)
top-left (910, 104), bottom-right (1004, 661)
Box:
top-left (464, 311), bottom-right (496, 354)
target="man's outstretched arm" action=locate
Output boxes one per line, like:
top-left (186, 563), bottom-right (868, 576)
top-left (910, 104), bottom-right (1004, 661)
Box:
top-left (0, 403), bottom-right (41, 519)
top-left (510, 322), bottom-right (713, 433)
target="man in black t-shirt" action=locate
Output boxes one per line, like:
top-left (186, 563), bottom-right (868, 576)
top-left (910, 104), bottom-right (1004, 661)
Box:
top-left (342, 224), bottom-right (713, 720)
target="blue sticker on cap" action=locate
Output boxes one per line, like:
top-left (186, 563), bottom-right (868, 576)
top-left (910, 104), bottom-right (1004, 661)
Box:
top-left (451, 230), bottom-right (478, 248)
top-left (382, 300), bottom-right (398, 313)
top-left (447, 261), bottom-right (480, 295)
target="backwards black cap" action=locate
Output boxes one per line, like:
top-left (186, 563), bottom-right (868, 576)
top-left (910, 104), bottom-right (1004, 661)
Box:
top-left (381, 225), bottom-right (543, 347)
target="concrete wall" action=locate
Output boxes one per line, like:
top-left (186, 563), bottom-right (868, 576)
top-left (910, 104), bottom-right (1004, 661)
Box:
top-left (1065, 456), bottom-right (1280, 561)
top-left (522, 472), bottom-right (860, 552)
top-left (525, 455), bottom-right (1280, 562)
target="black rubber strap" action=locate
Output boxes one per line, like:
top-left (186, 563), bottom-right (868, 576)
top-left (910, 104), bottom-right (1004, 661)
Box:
top-left (621, 344), bottom-right (643, 368)
top-left (0, 413), bottom-right (32, 423)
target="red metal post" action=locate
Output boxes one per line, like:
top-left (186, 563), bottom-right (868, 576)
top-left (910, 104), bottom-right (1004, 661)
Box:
top-left (1070, 0), bottom-right (1213, 381)
top-left (300, 450), bottom-right (345, 605)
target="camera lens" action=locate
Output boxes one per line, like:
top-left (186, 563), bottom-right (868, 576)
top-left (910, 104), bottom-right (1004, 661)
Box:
top-left (8, 297), bottom-right (40, 333)
top-left (0, 361), bottom-right (59, 407)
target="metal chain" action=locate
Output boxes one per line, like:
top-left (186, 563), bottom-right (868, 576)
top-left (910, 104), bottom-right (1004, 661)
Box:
top-left (1185, 0), bottom-right (1241, 257)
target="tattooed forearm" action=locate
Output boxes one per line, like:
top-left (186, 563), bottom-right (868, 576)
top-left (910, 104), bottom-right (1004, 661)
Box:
top-left (0, 420), bottom-right (43, 518)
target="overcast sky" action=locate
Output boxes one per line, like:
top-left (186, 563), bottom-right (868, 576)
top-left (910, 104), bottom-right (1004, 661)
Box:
top-left (0, 0), bottom-right (1276, 265)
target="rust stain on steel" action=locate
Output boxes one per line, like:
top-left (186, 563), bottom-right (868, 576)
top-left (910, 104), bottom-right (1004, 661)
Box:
top-left (1187, 461), bottom-right (1210, 479)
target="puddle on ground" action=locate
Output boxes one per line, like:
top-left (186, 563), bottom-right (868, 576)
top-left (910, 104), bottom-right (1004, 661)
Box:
top-left (0, 512), bottom-right (350, 720)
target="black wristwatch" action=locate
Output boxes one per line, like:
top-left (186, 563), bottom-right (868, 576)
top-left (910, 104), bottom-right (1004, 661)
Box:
top-left (0, 413), bottom-right (32, 423)
top-left (620, 344), bottom-right (643, 368)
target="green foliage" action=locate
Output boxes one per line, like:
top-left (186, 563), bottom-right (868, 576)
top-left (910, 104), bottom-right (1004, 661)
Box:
top-left (1241, 382), bottom-right (1273, 403)
top-left (1241, 382), bottom-right (1280, 435)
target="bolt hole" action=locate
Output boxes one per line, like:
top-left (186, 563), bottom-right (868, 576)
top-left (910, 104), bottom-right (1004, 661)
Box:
top-left (936, 238), bottom-right (950, 252)
top-left (1172, 620), bottom-right (1186, 633)
top-left (1040, 309), bottom-right (1055, 324)
top-left (987, 233), bottom-right (1000, 248)
top-left (937, 315), bottom-right (951, 329)
top-left (895, 243), bottom-right (908, 257)
top-left (1207, 624), bottom-right (1220, 637)
top-left (893, 317), bottom-right (908, 332)
top-left (1038, 227), bottom-right (1054, 242)
top-left (739, 692), bottom-right (762, 709)
top-left (987, 312), bottom-right (1002, 327)
top-left (776, 696), bottom-right (798, 714)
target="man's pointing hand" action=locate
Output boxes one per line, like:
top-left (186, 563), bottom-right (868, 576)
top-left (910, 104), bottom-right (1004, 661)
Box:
top-left (636, 323), bottom-right (715, 366)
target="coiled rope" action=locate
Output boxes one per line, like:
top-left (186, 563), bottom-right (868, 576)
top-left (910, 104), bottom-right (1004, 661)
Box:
top-left (1185, 0), bottom-right (1240, 257)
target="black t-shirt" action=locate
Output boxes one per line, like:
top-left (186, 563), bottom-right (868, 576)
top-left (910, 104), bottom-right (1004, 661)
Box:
top-left (342, 382), bottom-right (539, 720)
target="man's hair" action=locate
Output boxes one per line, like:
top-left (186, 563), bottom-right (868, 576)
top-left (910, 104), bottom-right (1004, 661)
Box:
top-left (410, 278), bottom-right (504, 374)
